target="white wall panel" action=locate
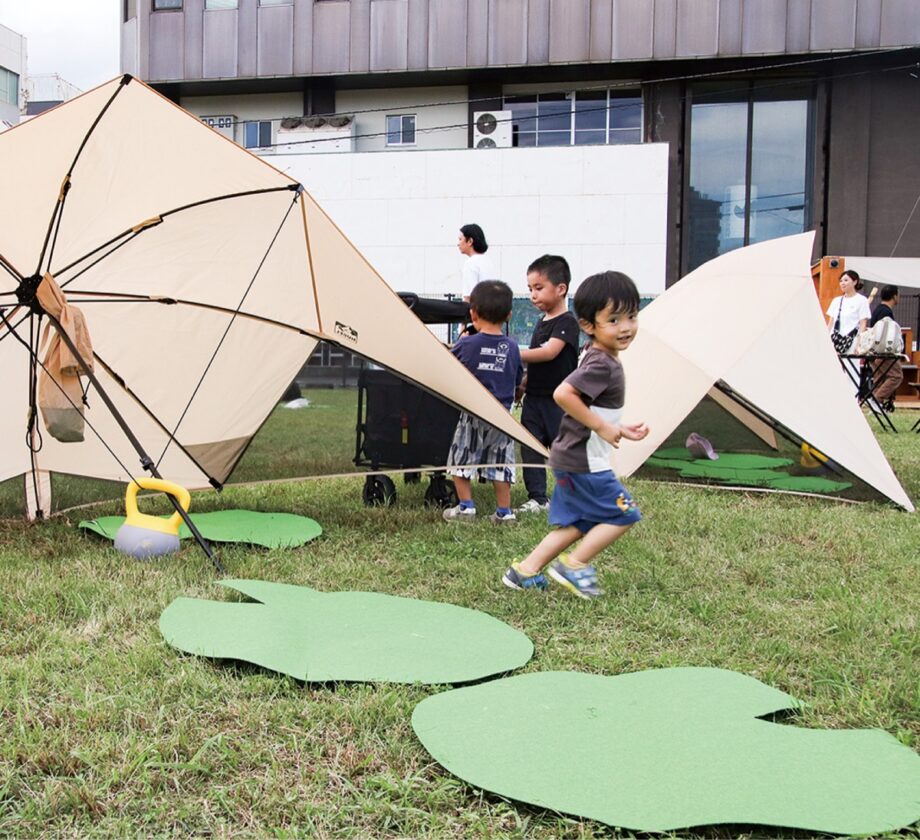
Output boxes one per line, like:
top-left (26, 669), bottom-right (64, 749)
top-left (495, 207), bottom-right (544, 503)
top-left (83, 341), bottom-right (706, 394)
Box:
top-left (278, 144), bottom-right (668, 297)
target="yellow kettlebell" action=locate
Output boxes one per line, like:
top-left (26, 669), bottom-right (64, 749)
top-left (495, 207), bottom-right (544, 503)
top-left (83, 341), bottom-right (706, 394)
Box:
top-left (114, 477), bottom-right (191, 559)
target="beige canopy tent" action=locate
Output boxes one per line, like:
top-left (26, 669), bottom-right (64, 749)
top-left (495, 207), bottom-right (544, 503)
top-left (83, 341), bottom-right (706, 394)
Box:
top-left (614, 233), bottom-right (913, 512)
top-left (0, 75), bottom-right (545, 522)
top-left (839, 257), bottom-right (920, 290)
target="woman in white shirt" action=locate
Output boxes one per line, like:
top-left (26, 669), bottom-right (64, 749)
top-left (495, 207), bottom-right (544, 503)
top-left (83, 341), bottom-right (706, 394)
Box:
top-left (826, 269), bottom-right (871, 344)
top-left (458, 224), bottom-right (499, 301)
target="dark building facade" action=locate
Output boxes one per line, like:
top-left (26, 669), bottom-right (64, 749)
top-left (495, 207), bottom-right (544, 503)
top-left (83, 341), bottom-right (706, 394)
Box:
top-left (122, 0), bottom-right (920, 286)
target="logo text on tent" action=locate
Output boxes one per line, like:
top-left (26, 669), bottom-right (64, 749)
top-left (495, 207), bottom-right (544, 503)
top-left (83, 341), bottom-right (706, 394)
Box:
top-left (334, 321), bottom-right (358, 343)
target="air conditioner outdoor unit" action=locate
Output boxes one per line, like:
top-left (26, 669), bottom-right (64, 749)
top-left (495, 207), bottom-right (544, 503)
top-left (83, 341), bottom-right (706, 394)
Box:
top-left (472, 110), bottom-right (512, 148)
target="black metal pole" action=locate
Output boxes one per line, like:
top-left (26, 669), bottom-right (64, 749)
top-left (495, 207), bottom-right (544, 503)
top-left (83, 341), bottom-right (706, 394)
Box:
top-left (42, 309), bottom-right (224, 574)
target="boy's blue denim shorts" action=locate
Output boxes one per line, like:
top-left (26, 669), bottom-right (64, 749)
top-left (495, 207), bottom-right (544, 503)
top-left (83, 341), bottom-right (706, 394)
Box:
top-left (549, 469), bottom-right (641, 533)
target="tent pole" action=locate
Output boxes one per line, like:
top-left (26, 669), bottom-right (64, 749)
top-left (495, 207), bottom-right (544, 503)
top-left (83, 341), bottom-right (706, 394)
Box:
top-left (42, 309), bottom-right (225, 574)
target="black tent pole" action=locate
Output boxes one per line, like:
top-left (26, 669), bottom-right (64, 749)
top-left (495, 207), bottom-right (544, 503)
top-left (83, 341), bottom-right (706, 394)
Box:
top-left (41, 307), bottom-right (225, 574)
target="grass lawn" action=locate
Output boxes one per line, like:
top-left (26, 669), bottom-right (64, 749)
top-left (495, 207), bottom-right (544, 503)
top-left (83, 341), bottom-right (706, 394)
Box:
top-left (1, 391), bottom-right (918, 838)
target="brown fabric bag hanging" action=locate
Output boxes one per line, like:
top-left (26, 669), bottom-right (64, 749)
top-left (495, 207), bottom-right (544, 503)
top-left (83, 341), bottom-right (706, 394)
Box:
top-left (36, 273), bottom-right (94, 442)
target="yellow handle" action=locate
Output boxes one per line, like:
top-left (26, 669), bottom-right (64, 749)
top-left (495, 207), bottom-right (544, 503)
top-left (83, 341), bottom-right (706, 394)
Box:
top-left (125, 477), bottom-right (191, 533)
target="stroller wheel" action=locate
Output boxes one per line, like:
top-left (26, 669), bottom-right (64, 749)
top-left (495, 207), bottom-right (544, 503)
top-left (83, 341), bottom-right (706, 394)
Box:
top-left (424, 476), bottom-right (458, 509)
top-left (363, 474), bottom-right (397, 507)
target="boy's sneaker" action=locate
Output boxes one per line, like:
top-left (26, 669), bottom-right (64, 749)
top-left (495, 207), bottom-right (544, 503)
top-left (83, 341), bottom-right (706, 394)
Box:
top-left (502, 562), bottom-right (548, 592)
top-left (515, 499), bottom-right (550, 514)
top-left (548, 555), bottom-right (603, 599)
top-left (442, 504), bottom-right (477, 522)
top-left (489, 511), bottom-right (518, 525)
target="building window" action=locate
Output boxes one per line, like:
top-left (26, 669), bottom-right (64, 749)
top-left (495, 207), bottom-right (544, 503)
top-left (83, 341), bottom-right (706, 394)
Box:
top-left (205, 0), bottom-right (237, 7)
top-left (152, 0), bottom-right (182, 9)
top-left (0, 66), bottom-right (19, 107)
top-left (686, 82), bottom-right (814, 272)
top-left (124, 0), bottom-right (137, 20)
top-left (244, 120), bottom-right (272, 149)
top-left (259, 0), bottom-right (293, 5)
top-left (504, 90), bottom-right (642, 147)
top-left (386, 114), bottom-right (416, 146)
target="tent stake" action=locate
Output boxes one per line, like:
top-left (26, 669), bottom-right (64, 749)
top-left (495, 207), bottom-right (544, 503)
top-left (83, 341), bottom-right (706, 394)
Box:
top-left (41, 309), bottom-right (225, 574)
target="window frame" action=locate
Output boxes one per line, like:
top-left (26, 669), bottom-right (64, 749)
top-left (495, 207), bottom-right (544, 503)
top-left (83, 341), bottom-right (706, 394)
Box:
top-left (504, 89), bottom-right (643, 148)
top-left (243, 120), bottom-right (273, 150)
top-left (682, 80), bottom-right (816, 275)
top-left (0, 66), bottom-right (19, 107)
top-left (385, 114), bottom-right (417, 147)
top-left (152, 0), bottom-right (183, 10)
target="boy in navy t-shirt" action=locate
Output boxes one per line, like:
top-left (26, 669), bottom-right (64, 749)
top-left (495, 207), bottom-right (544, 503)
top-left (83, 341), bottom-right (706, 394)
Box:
top-left (443, 281), bottom-right (523, 525)
top-left (516, 255), bottom-right (579, 513)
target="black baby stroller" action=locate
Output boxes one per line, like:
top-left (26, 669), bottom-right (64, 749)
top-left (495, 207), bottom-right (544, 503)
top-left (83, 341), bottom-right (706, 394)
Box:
top-left (354, 293), bottom-right (470, 507)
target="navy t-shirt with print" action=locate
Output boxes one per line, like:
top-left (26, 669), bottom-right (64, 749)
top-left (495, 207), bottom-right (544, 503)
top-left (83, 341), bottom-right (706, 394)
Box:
top-left (452, 332), bottom-right (523, 410)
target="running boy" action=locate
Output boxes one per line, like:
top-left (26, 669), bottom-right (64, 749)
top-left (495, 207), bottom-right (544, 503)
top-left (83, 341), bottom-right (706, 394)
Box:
top-left (443, 280), bottom-right (523, 525)
top-left (502, 271), bottom-right (648, 598)
top-left (516, 254), bottom-right (580, 514)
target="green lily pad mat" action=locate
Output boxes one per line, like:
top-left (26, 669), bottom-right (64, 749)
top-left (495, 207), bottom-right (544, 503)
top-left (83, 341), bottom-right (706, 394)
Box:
top-left (646, 451), bottom-right (851, 493)
top-left (80, 510), bottom-right (322, 549)
top-left (766, 476), bottom-right (853, 493)
top-left (412, 669), bottom-right (920, 834)
top-left (160, 579), bottom-right (533, 684)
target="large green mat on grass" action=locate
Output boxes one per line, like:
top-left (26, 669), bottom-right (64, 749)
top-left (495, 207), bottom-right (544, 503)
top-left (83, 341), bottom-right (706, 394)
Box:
top-left (80, 510), bottom-right (322, 549)
top-left (160, 579), bottom-right (533, 684)
top-left (412, 668), bottom-right (920, 834)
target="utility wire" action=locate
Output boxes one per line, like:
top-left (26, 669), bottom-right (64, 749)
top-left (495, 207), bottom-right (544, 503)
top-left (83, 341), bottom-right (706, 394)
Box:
top-left (226, 54), bottom-right (920, 151)
top-left (203, 44), bottom-right (916, 128)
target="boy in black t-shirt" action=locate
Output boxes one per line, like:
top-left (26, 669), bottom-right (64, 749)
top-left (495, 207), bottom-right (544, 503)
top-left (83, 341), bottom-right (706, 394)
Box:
top-left (515, 255), bottom-right (580, 514)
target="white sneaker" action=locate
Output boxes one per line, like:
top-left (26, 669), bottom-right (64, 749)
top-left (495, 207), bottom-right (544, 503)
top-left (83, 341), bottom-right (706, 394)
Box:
top-left (489, 511), bottom-right (518, 525)
top-left (515, 499), bottom-right (550, 514)
top-left (443, 504), bottom-right (476, 522)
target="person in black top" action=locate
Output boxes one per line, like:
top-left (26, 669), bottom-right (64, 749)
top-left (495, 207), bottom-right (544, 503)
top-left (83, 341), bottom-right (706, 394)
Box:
top-left (869, 285), bottom-right (904, 411)
top-left (515, 255), bottom-right (580, 513)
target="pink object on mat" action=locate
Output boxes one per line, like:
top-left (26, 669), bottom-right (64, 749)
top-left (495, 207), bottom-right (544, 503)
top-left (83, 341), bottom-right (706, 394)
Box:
top-left (686, 433), bottom-right (719, 460)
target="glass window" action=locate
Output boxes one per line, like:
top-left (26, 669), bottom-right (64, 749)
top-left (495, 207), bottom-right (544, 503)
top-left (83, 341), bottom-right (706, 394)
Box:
top-left (386, 114), bottom-right (416, 146)
top-left (686, 83), bottom-right (813, 272)
top-left (506, 89), bottom-right (642, 147)
top-left (124, 0), bottom-right (137, 20)
top-left (259, 0), bottom-right (293, 5)
top-left (244, 120), bottom-right (272, 149)
top-left (0, 66), bottom-right (19, 107)
top-left (153, 0), bottom-right (182, 9)
top-left (205, 0), bottom-right (237, 7)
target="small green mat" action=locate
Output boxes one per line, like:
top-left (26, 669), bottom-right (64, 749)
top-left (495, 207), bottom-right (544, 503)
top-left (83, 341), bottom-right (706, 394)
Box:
top-left (80, 510), bottom-right (322, 549)
top-left (412, 668), bottom-right (920, 834)
top-left (160, 579), bottom-right (533, 685)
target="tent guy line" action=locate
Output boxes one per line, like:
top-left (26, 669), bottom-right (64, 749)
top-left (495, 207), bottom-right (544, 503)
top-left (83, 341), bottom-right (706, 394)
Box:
top-left (155, 187), bottom-right (304, 471)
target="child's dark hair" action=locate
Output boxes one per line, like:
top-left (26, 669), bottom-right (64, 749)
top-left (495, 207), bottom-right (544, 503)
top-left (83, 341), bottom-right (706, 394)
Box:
top-left (460, 223), bottom-right (488, 253)
top-left (527, 254), bottom-right (571, 289)
top-left (879, 284), bottom-right (898, 301)
top-left (469, 280), bottom-right (513, 323)
top-left (841, 268), bottom-right (863, 290)
top-left (574, 271), bottom-right (640, 323)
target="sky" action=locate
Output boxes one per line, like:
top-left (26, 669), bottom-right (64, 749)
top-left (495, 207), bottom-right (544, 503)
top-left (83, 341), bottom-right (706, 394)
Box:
top-left (0, 0), bottom-right (120, 92)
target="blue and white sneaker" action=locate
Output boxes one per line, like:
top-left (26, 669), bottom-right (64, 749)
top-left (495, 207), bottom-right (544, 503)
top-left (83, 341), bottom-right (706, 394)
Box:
top-left (548, 555), bottom-right (602, 599)
top-left (502, 561), bottom-right (548, 592)
top-left (442, 503), bottom-right (476, 522)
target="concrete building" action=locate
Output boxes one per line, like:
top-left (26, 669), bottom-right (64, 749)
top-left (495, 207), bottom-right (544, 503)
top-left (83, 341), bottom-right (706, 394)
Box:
top-left (24, 74), bottom-right (82, 116)
top-left (121, 1), bottom-right (920, 289)
top-left (0, 22), bottom-right (25, 127)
